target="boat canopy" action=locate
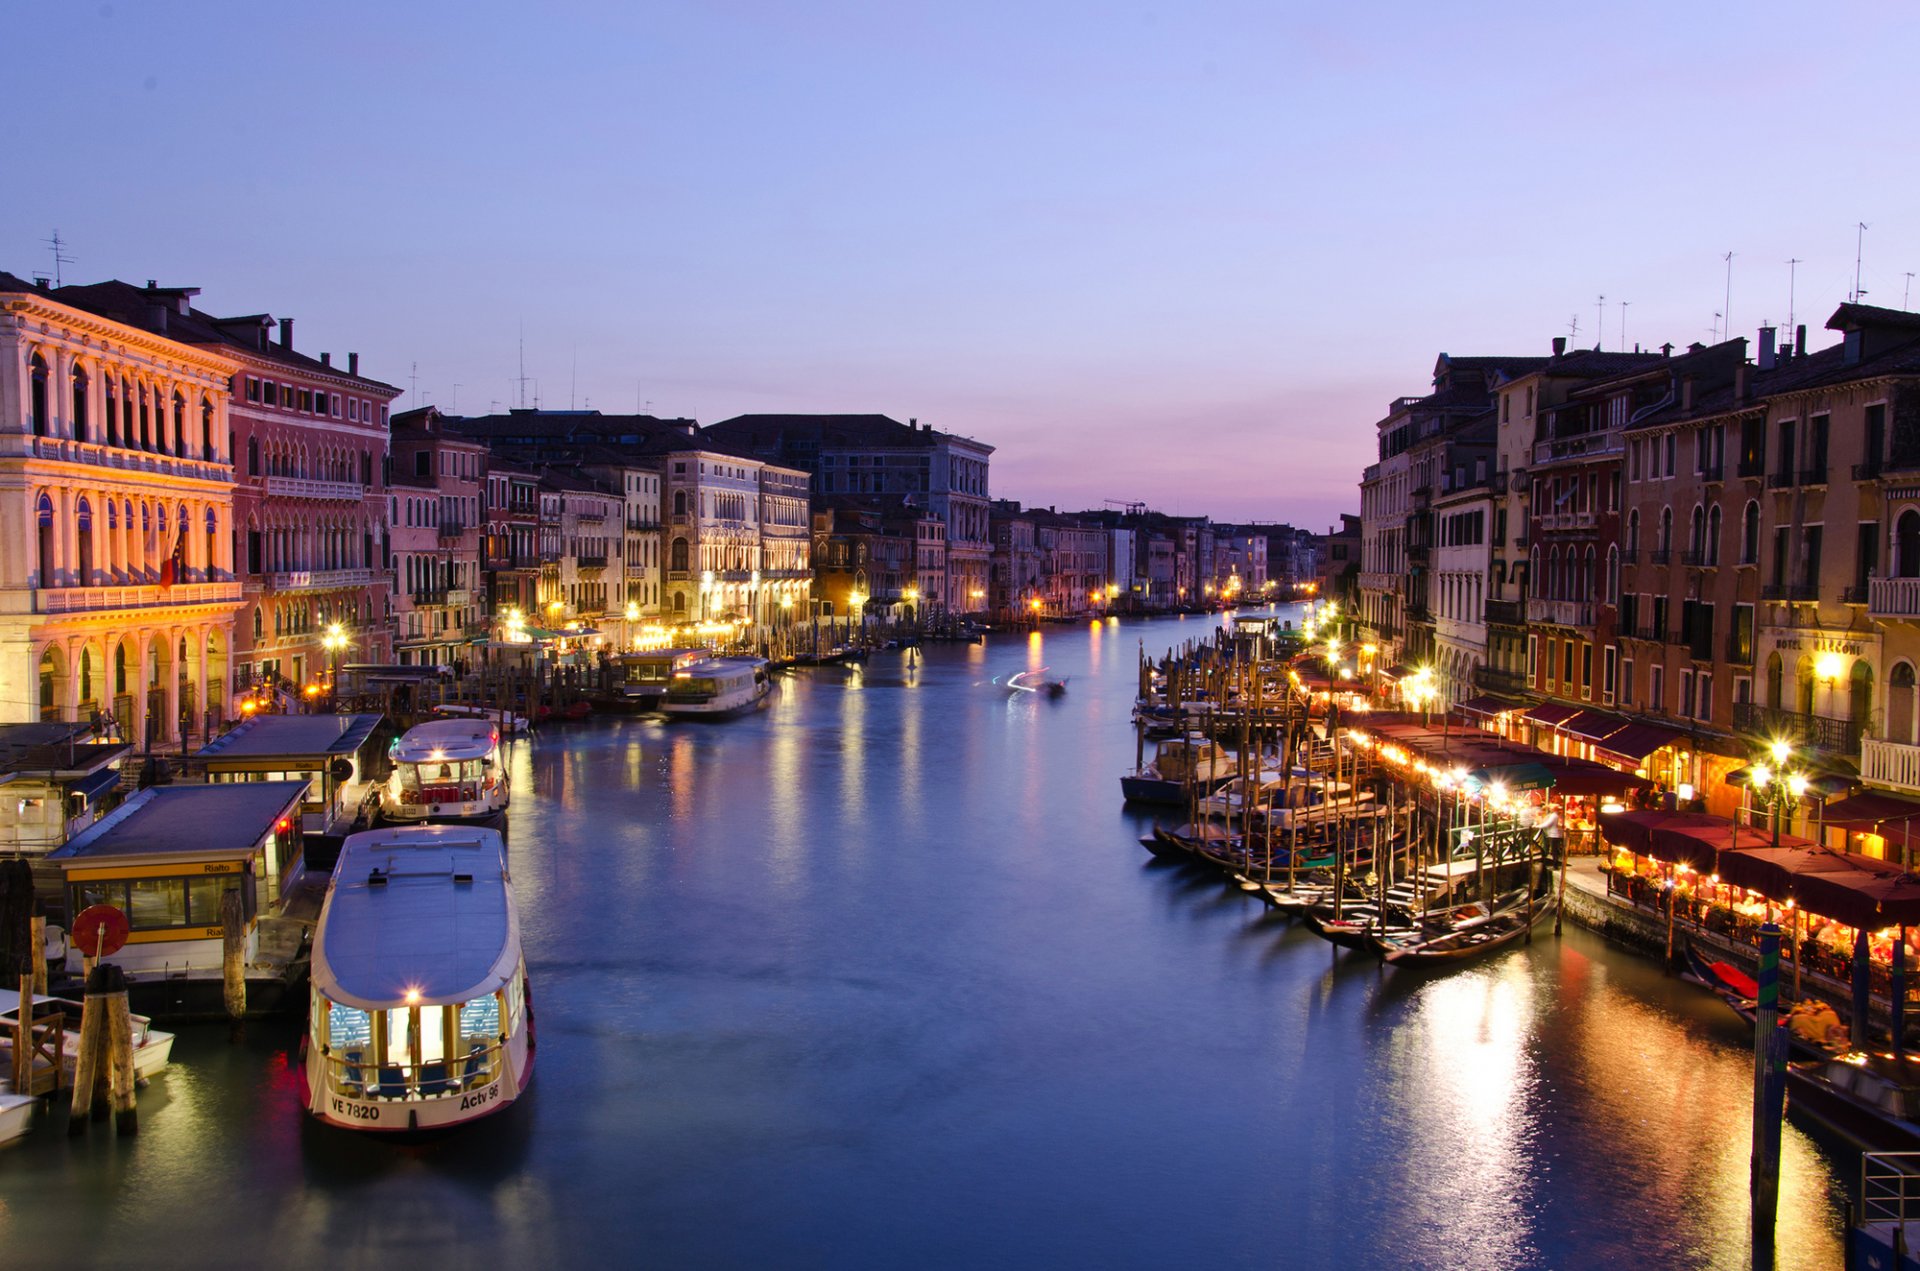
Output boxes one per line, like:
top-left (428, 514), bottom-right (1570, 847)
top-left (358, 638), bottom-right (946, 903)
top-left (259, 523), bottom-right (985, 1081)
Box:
top-left (313, 826), bottom-right (517, 1012)
top-left (391, 719), bottom-right (498, 765)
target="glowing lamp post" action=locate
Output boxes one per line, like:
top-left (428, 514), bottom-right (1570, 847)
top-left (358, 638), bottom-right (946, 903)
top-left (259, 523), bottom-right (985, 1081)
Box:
top-left (1749, 738), bottom-right (1810, 849)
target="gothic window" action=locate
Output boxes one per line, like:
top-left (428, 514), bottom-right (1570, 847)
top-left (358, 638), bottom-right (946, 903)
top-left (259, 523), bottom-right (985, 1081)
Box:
top-left (28, 353), bottom-right (48, 435)
top-left (71, 363), bottom-right (88, 442)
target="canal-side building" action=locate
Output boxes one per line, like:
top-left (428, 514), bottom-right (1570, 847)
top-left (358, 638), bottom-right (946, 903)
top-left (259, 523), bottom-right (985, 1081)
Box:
top-left (389, 406), bottom-right (487, 668)
top-left (213, 319), bottom-right (399, 693)
top-left (702, 414), bottom-right (994, 615)
top-left (1034, 510), bottom-right (1111, 617)
top-left (989, 502), bottom-right (1042, 616)
top-left (481, 458), bottom-right (542, 624)
top-left (0, 273), bottom-right (244, 743)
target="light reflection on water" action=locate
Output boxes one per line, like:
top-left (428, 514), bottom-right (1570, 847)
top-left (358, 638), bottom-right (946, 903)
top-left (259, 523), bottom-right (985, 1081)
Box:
top-left (0, 611), bottom-right (1850, 1268)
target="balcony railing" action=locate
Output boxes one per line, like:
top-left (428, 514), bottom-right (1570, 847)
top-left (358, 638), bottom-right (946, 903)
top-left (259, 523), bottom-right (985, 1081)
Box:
top-left (1484, 599), bottom-right (1526, 626)
top-left (577, 554), bottom-right (608, 569)
top-left (1526, 597), bottom-right (1594, 628)
top-left (1871, 577), bottom-right (1920, 620)
top-left (1724, 635), bottom-right (1754, 665)
top-left (1761, 581), bottom-right (1820, 602)
top-left (263, 475), bottom-right (366, 501)
top-left (1700, 464), bottom-right (1724, 482)
top-left (1799, 467), bottom-right (1829, 486)
top-left (1737, 459), bottom-right (1766, 478)
top-left (1863, 738), bottom-right (1920, 794)
top-left (267, 568), bottom-right (375, 591)
top-left (1473, 665), bottom-right (1528, 692)
top-left (1618, 549), bottom-right (1639, 565)
top-left (36, 580), bottom-right (242, 615)
top-left (437, 521), bottom-right (466, 539)
top-left (1766, 473), bottom-right (1793, 489)
top-left (1649, 547), bottom-right (1672, 565)
top-left (1734, 702), bottom-right (1862, 756)
top-left (0, 434), bottom-right (230, 485)
top-left (1841, 584), bottom-right (1870, 605)
top-left (1681, 549), bottom-right (1713, 567)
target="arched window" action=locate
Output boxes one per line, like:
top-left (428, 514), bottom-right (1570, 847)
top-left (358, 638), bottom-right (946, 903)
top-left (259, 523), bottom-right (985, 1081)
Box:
top-left (1899, 509), bottom-right (1920, 579)
top-left (114, 644), bottom-right (127, 697)
top-left (28, 353), bottom-right (49, 436)
top-left (1689, 505), bottom-right (1705, 556)
top-left (138, 384), bottom-right (151, 449)
top-left (1893, 662), bottom-right (1917, 745)
top-left (38, 649), bottom-right (58, 721)
top-left (103, 376), bottom-right (119, 446)
top-left (1765, 652), bottom-right (1784, 709)
top-left (202, 397), bottom-right (215, 460)
top-left (252, 607), bottom-right (264, 642)
top-left (75, 497), bottom-right (93, 586)
top-left (1606, 545), bottom-right (1620, 604)
top-left (1584, 546), bottom-right (1597, 600)
top-left (1659, 505), bottom-right (1673, 551)
top-left (1852, 660), bottom-right (1876, 731)
top-left (71, 363), bottom-right (89, 442)
top-left (79, 649), bottom-right (93, 710)
top-left (172, 391), bottom-right (187, 456)
top-left (247, 436), bottom-right (259, 476)
top-left (1706, 505), bottom-right (1722, 566)
top-left (1546, 547), bottom-right (1559, 599)
top-left (36, 493), bottom-right (55, 588)
top-left (673, 490), bottom-right (688, 517)
top-left (119, 377), bottom-right (132, 443)
top-left (1742, 501), bottom-right (1761, 565)
top-left (1627, 509), bottom-right (1640, 554)
top-left (205, 508), bottom-right (218, 579)
top-left (670, 538), bottom-right (689, 572)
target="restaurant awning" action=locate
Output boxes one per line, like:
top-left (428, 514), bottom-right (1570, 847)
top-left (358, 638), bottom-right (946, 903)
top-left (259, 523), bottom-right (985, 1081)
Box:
top-left (1600, 810), bottom-right (1769, 871)
top-left (1819, 791), bottom-right (1920, 837)
top-left (1466, 761), bottom-right (1556, 793)
top-left (1537, 759), bottom-right (1654, 797)
top-left (1456, 694), bottom-right (1522, 718)
top-left (1596, 723), bottom-right (1680, 763)
top-left (1716, 844), bottom-right (1857, 897)
top-left (1523, 703), bottom-right (1581, 727)
top-left (1790, 862), bottom-right (1920, 929)
top-left (1564, 710), bottom-right (1629, 744)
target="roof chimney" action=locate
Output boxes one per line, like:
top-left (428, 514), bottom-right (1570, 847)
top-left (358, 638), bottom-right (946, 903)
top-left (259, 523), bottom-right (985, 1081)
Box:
top-left (348, 352), bottom-right (359, 376)
top-left (278, 317), bottom-right (293, 350)
top-left (32, 276), bottom-right (49, 291)
top-left (1758, 326), bottom-right (1777, 371)
top-left (1734, 364), bottom-right (1749, 400)
top-left (1551, 336), bottom-right (1566, 357)
top-left (1661, 343), bottom-right (1674, 358)
top-left (320, 352), bottom-right (331, 367)
top-left (1796, 324), bottom-right (1808, 359)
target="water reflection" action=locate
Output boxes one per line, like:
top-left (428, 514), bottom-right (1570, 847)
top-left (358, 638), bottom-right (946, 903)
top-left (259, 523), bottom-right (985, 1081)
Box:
top-left (0, 611), bottom-right (1848, 1269)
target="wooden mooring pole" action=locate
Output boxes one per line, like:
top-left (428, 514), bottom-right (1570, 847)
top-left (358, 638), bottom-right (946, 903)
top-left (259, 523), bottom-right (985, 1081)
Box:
top-left (68, 962), bottom-right (137, 1136)
top-left (221, 887), bottom-right (247, 1029)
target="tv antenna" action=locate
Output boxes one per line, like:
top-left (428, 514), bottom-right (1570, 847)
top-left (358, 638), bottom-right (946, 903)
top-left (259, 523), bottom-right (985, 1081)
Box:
top-left (1853, 222), bottom-right (1870, 302)
top-left (451, 383), bottom-right (462, 414)
top-left (1786, 258), bottom-right (1802, 334)
top-left (1567, 313), bottom-right (1580, 340)
top-left (1596, 294), bottom-right (1605, 351)
top-left (515, 323), bottom-right (532, 408)
top-left (1619, 300), bottom-right (1630, 351)
top-left (408, 361), bottom-right (419, 403)
top-left (1906, 272), bottom-right (1915, 310)
top-left (1722, 251), bottom-right (1735, 342)
top-left (44, 230), bottom-right (73, 288)
top-left (1712, 311), bottom-right (1723, 342)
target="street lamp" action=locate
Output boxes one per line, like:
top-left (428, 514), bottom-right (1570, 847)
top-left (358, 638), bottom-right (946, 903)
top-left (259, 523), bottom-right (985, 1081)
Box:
top-left (321, 623), bottom-right (349, 700)
top-left (1749, 739), bottom-right (1810, 848)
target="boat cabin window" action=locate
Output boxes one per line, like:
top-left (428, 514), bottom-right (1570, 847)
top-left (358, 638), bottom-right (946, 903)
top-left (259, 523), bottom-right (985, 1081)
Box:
top-left (318, 986), bottom-right (512, 1098)
top-left (71, 873), bottom-right (250, 933)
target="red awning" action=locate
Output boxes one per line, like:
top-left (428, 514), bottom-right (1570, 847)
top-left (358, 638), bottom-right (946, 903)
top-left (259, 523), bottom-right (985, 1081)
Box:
top-left (1821, 791), bottom-right (1920, 836)
top-left (1716, 844), bottom-right (1860, 896)
top-left (1456, 694), bottom-right (1522, 718)
top-left (1524, 703), bottom-right (1581, 727)
top-left (1596, 723), bottom-right (1681, 763)
top-left (1564, 710), bottom-right (1629, 743)
top-left (1600, 810), bottom-right (1777, 871)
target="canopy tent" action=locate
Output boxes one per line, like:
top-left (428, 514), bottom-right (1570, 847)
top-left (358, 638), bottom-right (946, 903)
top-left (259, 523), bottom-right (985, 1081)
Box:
top-left (1600, 809), bottom-right (1784, 872)
top-left (1820, 791), bottom-right (1920, 839)
top-left (1788, 857), bottom-right (1920, 930)
top-left (1714, 844), bottom-right (1861, 897)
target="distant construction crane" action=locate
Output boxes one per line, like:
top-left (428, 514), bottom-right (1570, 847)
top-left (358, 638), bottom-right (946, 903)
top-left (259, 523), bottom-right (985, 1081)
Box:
top-left (1104, 499), bottom-right (1149, 516)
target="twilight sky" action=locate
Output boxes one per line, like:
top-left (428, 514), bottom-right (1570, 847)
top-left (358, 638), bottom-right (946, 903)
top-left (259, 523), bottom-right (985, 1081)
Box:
top-left (8, 2), bottom-right (1919, 528)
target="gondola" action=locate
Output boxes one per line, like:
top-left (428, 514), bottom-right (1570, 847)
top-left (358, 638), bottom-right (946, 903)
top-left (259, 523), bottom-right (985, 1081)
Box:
top-left (1374, 890), bottom-right (1556, 967)
top-left (1681, 940), bottom-right (1850, 1061)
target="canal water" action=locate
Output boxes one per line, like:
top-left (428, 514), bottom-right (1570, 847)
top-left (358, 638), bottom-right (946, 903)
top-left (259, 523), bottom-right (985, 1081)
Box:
top-left (0, 613), bottom-right (1852, 1269)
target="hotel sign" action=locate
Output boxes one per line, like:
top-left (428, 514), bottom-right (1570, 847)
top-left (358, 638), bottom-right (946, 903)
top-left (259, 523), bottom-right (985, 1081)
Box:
top-left (1771, 635), bottom-right (1870, 656)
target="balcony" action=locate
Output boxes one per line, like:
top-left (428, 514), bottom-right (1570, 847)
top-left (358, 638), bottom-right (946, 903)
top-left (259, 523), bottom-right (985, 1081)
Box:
top-left (1404, 604), bottom-right (1432, 623)
top-left (1863, 738), bottom-right (1920, 794)
top-left (437, 521), bottom-right (467, 539)
top-left (1681, 549), bottom-right (1716, 567)
top-left (1484, 599), bottom-right (1526, 626)
top-left (1473, 664), bottom-right (1528, 692)
top-left (1734, 702), bottom-right (1862, 756)
top-left (35, 580), bottom-right (242, 615)
top-left (1855, 461), bottom-right (1884, 481)
top-left (267, 568), bottom-right (375, 592)
top-left (447, 589), bottom-right (471, 606)
top-left (1406, 543), bottom-right (1429, 563)
top-left (1841, 584), bottom-right (1870, 605)
top-left (0, 434), bottom-right (230, 485)
top-left (1737, 459), bottom-right (1766, 478)
top-left (1490, 471), bottom-right (1509, 494)
top-left (262, 475), bottom-right (366, 502)
top-left (1649, 548), bottom-right (1672, 565)
top-left (577, 554), bottom-right (608, 569)
top-left (1538, 510), bottom-right (1598, 532)
top-left (1724, 635), bottom-right (1754, 666)
top-left (1526, 597), bottom-right (1594, 628)
top-left (1760, 582), bottom-right (1818, 602)
top-left (1411, 487), bottom-right (1431, 510)
top-left (1870, 576), bottom-right (1920, 620)
top-left (1617, 549), bottom-right (1639, 565)
top-left (1532, 436), bottom-right (1623, 464)
top-left (1798, 467), bottom-right (1829, 487)
top-left (1700, 464), bottom-right (1724, 482)
top-left (409, 590), bottom-right (449, 606)
top-left (1766, 473), bottom-right (1793, 489)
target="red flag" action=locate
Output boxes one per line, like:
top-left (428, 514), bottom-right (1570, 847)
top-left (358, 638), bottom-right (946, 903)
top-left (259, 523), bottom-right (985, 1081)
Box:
top-left (159, 525), bottom-right (186, 589)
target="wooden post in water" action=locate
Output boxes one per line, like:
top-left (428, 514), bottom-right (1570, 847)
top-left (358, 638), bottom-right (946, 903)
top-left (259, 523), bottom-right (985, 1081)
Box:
top-left (1750, 923), bottom-right (1786, 1264)
top-left (29, 913), bottom-right (46, 995)
top-left (12, 973), bottom-right (29, 1094)
top-left (221, 887), bottom-right (247, 1026)
top-left (68, 963), bottom-right (112, 1133)
top-left (105, 970), bottom-right (138, 1136)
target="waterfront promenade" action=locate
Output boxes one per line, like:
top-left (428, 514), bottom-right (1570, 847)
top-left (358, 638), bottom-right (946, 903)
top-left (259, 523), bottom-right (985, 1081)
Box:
top-left (0, 616), bottom-right (1849, 1269)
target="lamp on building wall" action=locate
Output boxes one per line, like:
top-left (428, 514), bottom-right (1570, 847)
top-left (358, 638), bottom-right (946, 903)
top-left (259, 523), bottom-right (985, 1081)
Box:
top-left (321, 622), bottom-right (349, 698)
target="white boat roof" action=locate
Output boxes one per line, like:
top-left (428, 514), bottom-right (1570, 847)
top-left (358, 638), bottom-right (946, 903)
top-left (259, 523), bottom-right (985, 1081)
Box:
top-left (680, 657), bottom-right (765, 677)
top-left (390, 718), bottom-right (499, 763)
top-left (313, 825), bottom-right (518, 1011)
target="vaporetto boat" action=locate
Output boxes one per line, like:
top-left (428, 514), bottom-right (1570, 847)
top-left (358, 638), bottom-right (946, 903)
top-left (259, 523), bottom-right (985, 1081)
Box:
top-left (380, 718), bottom-right (509, 824)
top-left (304, 825), bottom-right (532, 1132)
top-left (661, 656), bottom-right (774, 720)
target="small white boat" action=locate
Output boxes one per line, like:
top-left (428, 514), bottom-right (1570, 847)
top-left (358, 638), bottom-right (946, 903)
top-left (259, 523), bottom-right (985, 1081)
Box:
top-left (431, 703), bottom-right (531, 735)
top-left (381, 719), bottom-right (510, 824)
top-left (0, 995), bottom-right (176, 1085)
top-left (0, 1080), bottom-right (34, 1145)
top-left (306, 824), bottom-right (532, 1132)
top-left (1005, 668), bottom-right (1068, 697)
top-left (661, 657), bottom-right (774, 720)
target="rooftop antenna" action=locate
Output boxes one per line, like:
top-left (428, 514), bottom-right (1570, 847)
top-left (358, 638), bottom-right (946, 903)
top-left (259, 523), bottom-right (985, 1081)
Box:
top-left (569, 348), bottom-right (577, 411)
top-left (44, 230), bottom-right (73, 288)
top-left (1787, 258), bottom-right (1802, 334)
top-left (1853, 222), bottom-right (1870, 302)
top-left (1722, 251), bottom-right (1735, 342)
top-left (1567, 313), bottom-right (1580, 340)
top-left (1596, 294), bottom-right (1605, 351)
top-left (409, 361), bottom-right (419, 403)
top-left (1619, 300), bottom-right (1630, 352)
top-left (515, 323), bottom-right (531, 409)
top-left (1712, 311), bottom-right (1723, 342)
top-left (451, 383), bottom-right (462, 414)
top-left (1906, 272), bottom-right (1915, 310)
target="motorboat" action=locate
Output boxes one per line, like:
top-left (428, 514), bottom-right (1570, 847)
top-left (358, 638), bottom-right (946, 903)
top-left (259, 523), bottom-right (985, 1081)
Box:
top-left (1120, 735), bottom-right (1236, 805)
top-left (305, 824), bottom-right (532, 1132)
top-left (0, 994), bottom-right (175, 1085)
top-left (0, 1080), bottom-right (32, 1145)
top-left (1785, 1051), bottom-right (1920, 1152)
top-left (1004, 668), bottom-right (1068, 698)
top-left (380, 719), bottom-right (509, 825)
top-left (661, 657), bottom-right (774, 720)
top-left (431, 703), bottom-right (531, 735)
